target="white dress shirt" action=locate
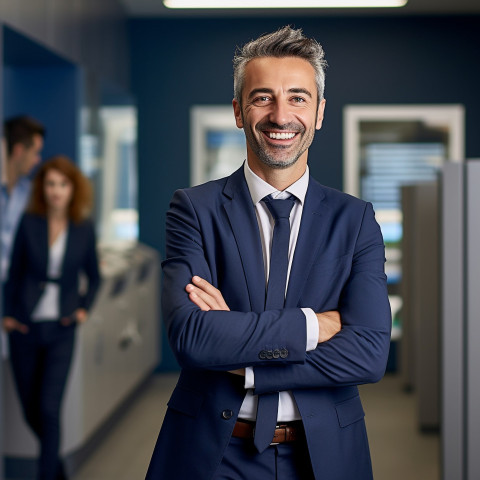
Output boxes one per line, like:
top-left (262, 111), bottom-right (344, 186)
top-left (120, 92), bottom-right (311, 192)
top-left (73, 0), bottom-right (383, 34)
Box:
top-left (31, 229), bottom-right (68, 321)
top-left (238, 161), bottom-right (319, 422)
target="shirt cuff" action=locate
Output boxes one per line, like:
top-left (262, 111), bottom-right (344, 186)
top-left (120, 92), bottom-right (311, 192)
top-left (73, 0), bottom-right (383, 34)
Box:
top-left (244, 366), bottom-right (255, 389)
top-left (302, 308), bottom-right (319, 351)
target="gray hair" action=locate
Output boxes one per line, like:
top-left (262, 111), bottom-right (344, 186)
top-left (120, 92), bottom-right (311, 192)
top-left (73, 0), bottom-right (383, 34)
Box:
top-left (233, 26), bottom-right (327, 105)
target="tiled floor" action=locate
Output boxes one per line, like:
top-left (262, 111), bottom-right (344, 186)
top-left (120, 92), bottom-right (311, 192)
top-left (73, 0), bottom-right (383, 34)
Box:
top-left (72, 373), bottom-right (439, 480)
top-left (360, 376), bottom-right (439, 480)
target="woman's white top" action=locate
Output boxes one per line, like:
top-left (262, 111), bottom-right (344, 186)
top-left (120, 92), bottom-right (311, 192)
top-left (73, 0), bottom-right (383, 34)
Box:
top-left (31, 229), bottom-right (68, 321)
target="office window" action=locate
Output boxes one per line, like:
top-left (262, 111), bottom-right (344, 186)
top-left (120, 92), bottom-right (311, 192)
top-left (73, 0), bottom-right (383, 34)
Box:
top-left (190, 105), bottom-right (246, 186)
top-left (344, 104), bottom-right (464, 340)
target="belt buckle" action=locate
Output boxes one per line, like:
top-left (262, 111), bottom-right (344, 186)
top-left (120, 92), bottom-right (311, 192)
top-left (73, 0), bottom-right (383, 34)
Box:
top-left (251, 424), bottom-right (281, 446)
top-left (270, 425), bottom-right (281, 446)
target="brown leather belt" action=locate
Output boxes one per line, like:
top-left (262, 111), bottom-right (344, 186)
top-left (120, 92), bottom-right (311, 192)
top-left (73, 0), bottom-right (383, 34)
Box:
top-left (232, 420), bottom-right (304, 444)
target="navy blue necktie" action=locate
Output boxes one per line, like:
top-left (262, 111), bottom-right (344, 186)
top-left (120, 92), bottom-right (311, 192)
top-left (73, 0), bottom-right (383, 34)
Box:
top-left (254, 195), bottom-right (295, 453)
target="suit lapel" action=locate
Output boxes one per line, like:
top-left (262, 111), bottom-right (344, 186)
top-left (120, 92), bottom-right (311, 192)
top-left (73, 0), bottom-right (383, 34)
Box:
top-left (60, 221), bottom-right (74, 275)
top-left (38, 217), bottom-right (49, 275)
top-left (223, 167), bottom-right (266, 313)
top-left (285, 178), bottom-right (329, 308)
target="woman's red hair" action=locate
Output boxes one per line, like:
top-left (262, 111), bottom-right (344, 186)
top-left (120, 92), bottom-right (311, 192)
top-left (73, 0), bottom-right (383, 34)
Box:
top-left (28, 155), bottom-right (93, 223)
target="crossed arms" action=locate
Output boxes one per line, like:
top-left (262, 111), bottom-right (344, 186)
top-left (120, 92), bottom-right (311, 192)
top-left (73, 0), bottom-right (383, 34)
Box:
top-left (186, 275), bottom-right (341, 377)
top-left (186, 275), bottom-right (341, 342)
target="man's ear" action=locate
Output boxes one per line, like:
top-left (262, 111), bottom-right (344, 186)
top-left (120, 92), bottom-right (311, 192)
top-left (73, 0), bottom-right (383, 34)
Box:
top-left (232, 99), bottom-right (244, 129)
top-left (316, 99), bottom-right (326, 130)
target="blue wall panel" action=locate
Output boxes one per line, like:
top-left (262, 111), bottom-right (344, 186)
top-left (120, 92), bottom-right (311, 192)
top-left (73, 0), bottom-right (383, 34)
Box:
top-left (3, 65), bottom-right (79, 163)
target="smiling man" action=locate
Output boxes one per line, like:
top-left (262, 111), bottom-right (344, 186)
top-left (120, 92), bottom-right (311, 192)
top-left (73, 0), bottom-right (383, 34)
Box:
top-left (146, 26), bottom-right (391, 480)
top-left (235, 56), bottom-right (324, 174)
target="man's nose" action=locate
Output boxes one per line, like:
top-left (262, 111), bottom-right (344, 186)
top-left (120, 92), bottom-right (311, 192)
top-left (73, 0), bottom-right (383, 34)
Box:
top-left (268, 100), bottom-right (290, 126)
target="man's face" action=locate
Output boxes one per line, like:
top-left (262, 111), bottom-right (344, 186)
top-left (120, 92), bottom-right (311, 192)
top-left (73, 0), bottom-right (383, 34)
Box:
top-left (16, 133), bottom-right (43, 176)
top-left (233, 56), bottom-right (326, 171)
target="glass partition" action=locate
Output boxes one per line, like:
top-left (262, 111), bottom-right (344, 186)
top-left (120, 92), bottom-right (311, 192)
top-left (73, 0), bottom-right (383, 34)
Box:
top-left (79, 79), bottom-right (138, 247)
top-left (343, 104), bottom-right (464, 354)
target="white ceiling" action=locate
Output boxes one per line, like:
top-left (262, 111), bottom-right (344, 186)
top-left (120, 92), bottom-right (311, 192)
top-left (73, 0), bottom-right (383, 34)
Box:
top-left (120, 0), bottom-right (480, 16)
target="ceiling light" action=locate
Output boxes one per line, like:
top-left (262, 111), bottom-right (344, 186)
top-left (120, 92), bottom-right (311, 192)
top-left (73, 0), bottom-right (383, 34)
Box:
top-left (164, 0), bottom-right (407, 8)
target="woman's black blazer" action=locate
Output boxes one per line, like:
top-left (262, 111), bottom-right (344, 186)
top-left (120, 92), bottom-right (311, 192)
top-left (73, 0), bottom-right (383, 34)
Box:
top-left (3, 213), bottom-right (100, 324)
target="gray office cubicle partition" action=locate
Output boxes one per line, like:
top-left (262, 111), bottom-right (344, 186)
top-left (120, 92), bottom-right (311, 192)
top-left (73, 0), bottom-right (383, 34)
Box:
top-left (442, 161), bottom-right (480, 480)
top-left (401, 182), bottom-right (440, 431)
top-left (465, 162), bottom-right (480, 480)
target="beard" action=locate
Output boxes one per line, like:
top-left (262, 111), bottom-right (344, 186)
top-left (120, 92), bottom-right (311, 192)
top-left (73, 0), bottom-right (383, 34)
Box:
top-left (243, 119), bottom-right (315, 170)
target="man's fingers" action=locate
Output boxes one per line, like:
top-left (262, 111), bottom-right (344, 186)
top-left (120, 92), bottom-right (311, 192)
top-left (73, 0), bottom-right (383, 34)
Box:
top-left (192, 276), bottom-right (222, 298)
top-left (191, 276), bottom-right (230, 311)
top-left (188, 291), bottom-right (211, 311)
top-left (187, 284), bottom-right (221, 310)
top-left (316, 310), bottom-right (341, 343)
top-left (185, 276), bottom-right (231, 311)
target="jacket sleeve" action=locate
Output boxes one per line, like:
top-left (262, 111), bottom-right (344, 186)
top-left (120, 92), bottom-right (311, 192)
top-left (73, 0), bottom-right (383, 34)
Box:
top-left (79, 221), bottom-right (100, 311)
top-left (253, 202), bottom-right (392, 393)
top-left (162, 189), bottom-right (308, 371)
top-left (3, 215), bottom-right (28, 318)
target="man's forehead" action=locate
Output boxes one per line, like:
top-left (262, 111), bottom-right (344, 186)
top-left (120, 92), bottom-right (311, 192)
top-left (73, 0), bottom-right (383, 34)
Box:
top-left (243, 57), bottom-right (317, 94)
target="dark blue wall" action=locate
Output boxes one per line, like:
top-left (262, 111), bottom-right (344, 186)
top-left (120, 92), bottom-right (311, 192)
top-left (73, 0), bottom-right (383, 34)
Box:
top-left (130, 15), bottom-right (480, 371)
top-left (3, 26), bottom-right (80, 164)
top-left (3, 66), bottom-right (79, 162)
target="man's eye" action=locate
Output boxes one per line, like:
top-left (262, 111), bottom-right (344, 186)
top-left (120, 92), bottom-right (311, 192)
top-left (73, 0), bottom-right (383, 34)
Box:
top-left (292, 97), bottom-right (306, 103)
top-left (253, 96), bottom-right (271, 105)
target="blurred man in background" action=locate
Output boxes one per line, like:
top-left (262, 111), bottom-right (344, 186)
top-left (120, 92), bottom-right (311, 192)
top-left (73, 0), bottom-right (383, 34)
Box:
top-left (1, 115), bottom-right (45, 280)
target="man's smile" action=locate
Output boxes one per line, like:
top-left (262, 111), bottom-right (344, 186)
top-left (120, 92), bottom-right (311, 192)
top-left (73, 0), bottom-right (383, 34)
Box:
top-left (266, 131), bottom-right (297, 140)
top-left (257, 123), bottom-right (304, 147)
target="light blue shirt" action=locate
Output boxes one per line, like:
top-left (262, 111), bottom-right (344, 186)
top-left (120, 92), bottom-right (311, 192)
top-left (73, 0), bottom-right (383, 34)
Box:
top-left (1, 177), bottom-right (31, 281)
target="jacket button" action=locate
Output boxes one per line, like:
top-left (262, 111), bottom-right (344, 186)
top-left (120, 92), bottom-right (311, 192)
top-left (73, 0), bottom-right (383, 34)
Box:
top-left (222, 410), bottom-right (234, 420)
top-left (259, 350), bottom-right (267, 360)
top-left (273, 349), bottom-right (281, 359)
top-left (280, 348), bottom-right (288, 358)
top-left (266, 350), bottom-right (273, 360)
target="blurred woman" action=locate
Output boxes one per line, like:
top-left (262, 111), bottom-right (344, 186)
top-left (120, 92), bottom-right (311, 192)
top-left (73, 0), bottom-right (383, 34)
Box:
top-left (2, 155), bottom-right (100, 480)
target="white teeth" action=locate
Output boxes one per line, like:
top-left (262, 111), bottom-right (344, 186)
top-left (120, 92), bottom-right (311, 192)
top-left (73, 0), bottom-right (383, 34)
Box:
top-left (268, 132), bottom-right (296, 140)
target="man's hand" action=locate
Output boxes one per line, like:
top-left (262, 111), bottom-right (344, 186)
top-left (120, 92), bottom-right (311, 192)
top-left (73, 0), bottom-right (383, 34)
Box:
top-left (2, 317), bottom-right (29, 334)
top-left (316, 310), bottom-right (341, 343)
top-left (185, 276), bottom-right (230, 312)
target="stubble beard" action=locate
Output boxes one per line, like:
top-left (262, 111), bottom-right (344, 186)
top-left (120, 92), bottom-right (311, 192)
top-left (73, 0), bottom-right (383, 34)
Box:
top-left (243, 119), bottom-right (315, 170)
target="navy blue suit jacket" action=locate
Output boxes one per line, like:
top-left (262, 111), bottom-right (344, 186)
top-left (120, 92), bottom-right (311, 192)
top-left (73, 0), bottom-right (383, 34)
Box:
top-left (147, 166), bottom-right (391, 479)
top-left (3, 213), bottom-right (100, 323)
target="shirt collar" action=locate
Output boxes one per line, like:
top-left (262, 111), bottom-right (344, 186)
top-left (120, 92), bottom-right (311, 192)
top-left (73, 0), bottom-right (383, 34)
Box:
top-left (243, 160), bottom-right (309, 206)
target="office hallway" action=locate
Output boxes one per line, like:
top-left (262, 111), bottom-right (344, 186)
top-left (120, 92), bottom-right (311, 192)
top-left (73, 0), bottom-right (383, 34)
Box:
top-left (72, 373), bottom-right (440, 480)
